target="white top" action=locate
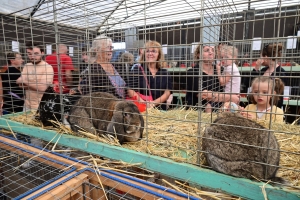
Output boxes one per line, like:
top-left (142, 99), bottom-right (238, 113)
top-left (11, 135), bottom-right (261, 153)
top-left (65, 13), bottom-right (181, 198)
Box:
top-left (256, 106), bottom-right (272, 119)
top-left (223, 63), bottom-right (241, 94)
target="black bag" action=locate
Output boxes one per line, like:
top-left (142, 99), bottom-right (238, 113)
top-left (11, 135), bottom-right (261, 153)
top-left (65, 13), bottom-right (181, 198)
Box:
top-left (36, 87), bottom-right (79, 126)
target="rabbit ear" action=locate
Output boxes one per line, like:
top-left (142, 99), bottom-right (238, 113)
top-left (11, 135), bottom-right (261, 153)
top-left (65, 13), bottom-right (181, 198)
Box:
top-left (139, 114), bottom-right (144, 140)
top-left (107, 109), bottom-right (127, 144)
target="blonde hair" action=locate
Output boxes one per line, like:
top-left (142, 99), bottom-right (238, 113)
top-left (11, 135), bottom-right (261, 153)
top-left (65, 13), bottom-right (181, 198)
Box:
top-left (193, 43), bottom-right (201, 60)
top-left (220, 45), bottom-right (238, 60)
top-left (88, 34), bottom-right (112, 63)
top-left (139, 40), bottom-right (165, 69)
top-left (250, 77), bottom-right (284, 105)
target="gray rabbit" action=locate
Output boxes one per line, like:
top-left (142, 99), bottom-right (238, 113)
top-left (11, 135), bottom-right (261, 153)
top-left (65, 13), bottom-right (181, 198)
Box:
top-left (203, 112), bottom-right (283, 182)
top-left (68, 92), bottom-right (144, 144)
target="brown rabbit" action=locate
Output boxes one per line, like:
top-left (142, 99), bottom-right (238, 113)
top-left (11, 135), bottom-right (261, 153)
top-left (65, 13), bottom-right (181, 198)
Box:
top-left (203, 112), bottom-right (282, 182)
top-left (68, 92), bottom-right (144, 144)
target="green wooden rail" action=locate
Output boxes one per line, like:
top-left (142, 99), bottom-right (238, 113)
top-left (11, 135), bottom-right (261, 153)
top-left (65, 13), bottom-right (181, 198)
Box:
top-left (240, 97), bottom-right (300, 106)
top-left (238, 66), bottom-right (300, 73)
top-left (0, 114), bottom-right (299, 200)
top-left (167, 66), bottom-right (300, 72)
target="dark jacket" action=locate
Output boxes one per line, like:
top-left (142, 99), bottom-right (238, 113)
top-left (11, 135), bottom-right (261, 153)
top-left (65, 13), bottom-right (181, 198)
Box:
top-left (185, 64), bottom-right (223, 106)
top-left (1, 66), bottom-right (24, 113)
top-left (127, 64), bottom-right (173, 110)
top-left (79, 63), bottom-right (125, 98)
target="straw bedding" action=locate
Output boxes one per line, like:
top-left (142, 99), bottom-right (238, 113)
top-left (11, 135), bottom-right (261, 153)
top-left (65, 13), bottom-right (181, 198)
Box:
top-left (7, 109), bottom-right (300, 188)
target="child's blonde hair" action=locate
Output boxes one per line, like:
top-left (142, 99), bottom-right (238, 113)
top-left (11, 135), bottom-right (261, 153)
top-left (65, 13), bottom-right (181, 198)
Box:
top-left (220, 45), bottom-right (238, 61)
top-left (250, 77), bottom-right (284, 105)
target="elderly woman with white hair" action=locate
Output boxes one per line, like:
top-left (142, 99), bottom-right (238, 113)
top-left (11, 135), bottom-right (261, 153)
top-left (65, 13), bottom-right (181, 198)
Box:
top-left (79, 35), bottom-right (126, 98)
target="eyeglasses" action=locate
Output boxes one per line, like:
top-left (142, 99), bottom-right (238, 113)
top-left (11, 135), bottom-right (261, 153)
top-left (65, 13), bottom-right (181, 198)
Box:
top-left (203, 48), bottom-right (214, 53)
top-left (146, 49), bottom-right (158, 54)
top-left (105, 46), bottom-right (114, 50)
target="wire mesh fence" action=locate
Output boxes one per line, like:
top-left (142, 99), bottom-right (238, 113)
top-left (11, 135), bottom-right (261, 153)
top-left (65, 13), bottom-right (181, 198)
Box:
top-left (0, 0), bottom-right (300, 199)
top-left (0, 134), bottom-right (232, 200)
top-left (0, 137), bottom-right (76, 199)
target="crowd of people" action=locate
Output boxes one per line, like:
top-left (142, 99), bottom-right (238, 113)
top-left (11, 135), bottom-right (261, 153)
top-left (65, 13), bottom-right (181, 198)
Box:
top-left (0, 35), bottom-right (288, 126)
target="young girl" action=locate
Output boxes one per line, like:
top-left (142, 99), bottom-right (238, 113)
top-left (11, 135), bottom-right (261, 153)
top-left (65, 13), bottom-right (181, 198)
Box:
top-left (217, 45), bottom-right (241, 94)
top-left (241, 77), bottom-right (284, 123)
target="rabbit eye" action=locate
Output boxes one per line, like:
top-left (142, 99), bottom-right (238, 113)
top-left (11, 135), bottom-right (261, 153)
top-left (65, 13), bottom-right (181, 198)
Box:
top-left (123, 113), bottom-right (131, 118)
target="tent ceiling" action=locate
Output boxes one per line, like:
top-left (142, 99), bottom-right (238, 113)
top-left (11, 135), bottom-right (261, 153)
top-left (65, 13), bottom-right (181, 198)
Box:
top-left (0, 0), bottom-right (299, 32)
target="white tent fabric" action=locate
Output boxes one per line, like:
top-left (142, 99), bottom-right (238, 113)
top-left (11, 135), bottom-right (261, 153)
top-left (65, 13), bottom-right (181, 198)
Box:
top-left (0, 0), bottom-right (40, 15)
top-left (0, 0), bottom-right (299, 31)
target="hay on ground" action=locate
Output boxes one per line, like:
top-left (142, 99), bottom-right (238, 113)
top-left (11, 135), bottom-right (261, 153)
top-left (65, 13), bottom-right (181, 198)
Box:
top-left (7, 109), bottom-right (300, 188)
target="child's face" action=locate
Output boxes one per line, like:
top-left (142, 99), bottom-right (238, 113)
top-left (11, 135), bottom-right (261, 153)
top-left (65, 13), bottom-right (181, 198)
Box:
top-left (221, 52), bottom-right (234, 66)
top-left (252, 82), bottom-right (274, 106)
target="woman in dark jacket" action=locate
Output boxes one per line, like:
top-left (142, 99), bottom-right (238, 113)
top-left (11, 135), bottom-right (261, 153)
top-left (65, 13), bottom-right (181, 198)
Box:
top-left (127, 40), bottom-right (172, 110)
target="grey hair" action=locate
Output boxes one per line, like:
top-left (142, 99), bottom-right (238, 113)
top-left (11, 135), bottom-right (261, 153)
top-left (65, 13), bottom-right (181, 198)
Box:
top-left (88, 34), bottom-right (112, 63)
top-left (58, 44), bottom-right (68, 54)
top-left (119, 52), bottom-right (134, 64)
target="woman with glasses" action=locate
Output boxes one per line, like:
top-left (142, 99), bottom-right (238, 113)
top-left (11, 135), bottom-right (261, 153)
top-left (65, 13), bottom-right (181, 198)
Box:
top-left (245, 43), bottom-right (287, 108)
top-left (127, 40), bottom-right (172, 110)
top-left (79, 35), bottom-right (126, 99)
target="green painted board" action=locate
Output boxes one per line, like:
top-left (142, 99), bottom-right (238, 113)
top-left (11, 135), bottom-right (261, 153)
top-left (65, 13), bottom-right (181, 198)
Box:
top-left (238, 66), bottom-right (300, 72)
top-left (0, 116), bottom-right (299, 200)
top-left (167, 66), bottom-right (300, 73)
top-left (167, 67), bottom-right (190, 72)
top-left (240, 97), bottom-right (300, 106)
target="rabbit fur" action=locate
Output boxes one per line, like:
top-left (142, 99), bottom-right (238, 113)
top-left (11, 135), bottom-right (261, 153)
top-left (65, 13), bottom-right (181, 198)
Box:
top-left (68, 92), bottom-right (144, 144)
top-left (203, 112), bottom-right (282, 181)
top-left (36, 86), bottom-right (78, 127)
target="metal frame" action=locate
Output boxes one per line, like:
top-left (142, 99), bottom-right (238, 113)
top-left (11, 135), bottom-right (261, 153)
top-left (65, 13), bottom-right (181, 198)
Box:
top-left (0, 136), bottom-right (76, 200)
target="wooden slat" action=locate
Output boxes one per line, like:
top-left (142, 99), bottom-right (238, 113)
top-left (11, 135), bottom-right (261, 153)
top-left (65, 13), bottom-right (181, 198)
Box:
top-left (89, 179), bottom-right (106, 200)
top-left (35, 173), bottom-right (88, 199)
top-left (21, 172), bottom-right (78, 200)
